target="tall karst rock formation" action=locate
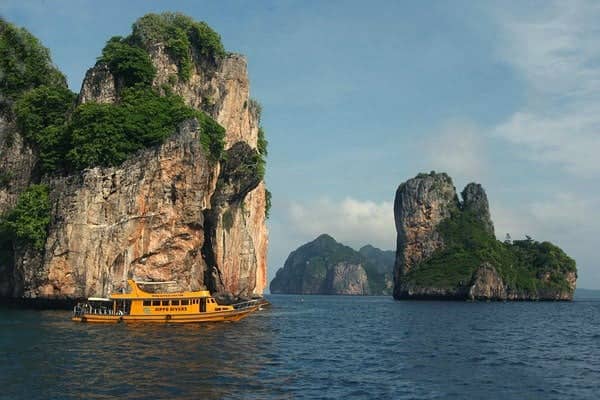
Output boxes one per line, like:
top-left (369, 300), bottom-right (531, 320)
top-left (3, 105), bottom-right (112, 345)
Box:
top-left (393, 172), bottom-right (576, 301)
top-left (0, 14), bottom-right (268, 302)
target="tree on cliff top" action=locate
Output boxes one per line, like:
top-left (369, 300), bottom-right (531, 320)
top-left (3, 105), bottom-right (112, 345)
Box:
top-left (0, 18), bottom-right (66, 104)
top-left (128, 12), bottom-right (226, 81)
top-left (6, 12), bottom-right (228, 174)
top-left (99, 36), bottom-right (156, 87)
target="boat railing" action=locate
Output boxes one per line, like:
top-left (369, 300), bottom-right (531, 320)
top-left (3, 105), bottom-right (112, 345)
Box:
top-left (232, 299), bottom-right (261, 310)
top-left (73, 303), bottom-right (125, 317)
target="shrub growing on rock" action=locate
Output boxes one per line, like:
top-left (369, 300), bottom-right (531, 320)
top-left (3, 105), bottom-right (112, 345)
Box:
top-left (1, 184), bottom-right (51, 251)
top-left (14, 85), bottom-right (76, 172)
top-left (99, 36), bottom-right (156, 87)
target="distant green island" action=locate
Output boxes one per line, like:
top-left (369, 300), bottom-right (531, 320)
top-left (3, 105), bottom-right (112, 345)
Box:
top-left (270, 234), bottom-right (394, 295)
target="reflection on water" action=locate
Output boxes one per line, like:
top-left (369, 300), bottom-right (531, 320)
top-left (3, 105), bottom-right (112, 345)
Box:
top-left (1, 308), bottom-right (279, 400)
top-left (1, 296), bottom-right (600, 399)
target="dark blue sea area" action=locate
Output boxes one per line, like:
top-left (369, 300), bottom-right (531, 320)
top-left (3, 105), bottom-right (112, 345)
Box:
top-left (1, 294), bottom-right (599, 399)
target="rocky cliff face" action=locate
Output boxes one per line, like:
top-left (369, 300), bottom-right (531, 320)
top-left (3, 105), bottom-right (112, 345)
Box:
top-left (144, 46), bottom-right (267, 299)
top-left (461, 183), bottom-right (494, 236)
top-left (327, 263), bottom-right (369, 295)
top-left (393, 172), bottom-right (457, 277)
top-left (393, 172), bottom-right (576, 301)
top-left (0, 18), bottom-right (267, 301)
top-left (0, 113), bottom-right (37, 215)
top-left (270, 234), bottom-right (393, 295)
top-left (20, 120), bottom-right (214, 299)
top-left (467, 263), bottom-right (506, 300)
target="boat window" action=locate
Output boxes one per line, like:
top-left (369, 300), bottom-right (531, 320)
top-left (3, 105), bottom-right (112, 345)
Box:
top-left (171, 300), bottom-right (180, 306)
top-left (152, 300), bottom-right (160, 306)
top-left (181, 300), bottom-right (189, 305)
top-left (143, 300), bottom-right (151, 306)
top-left (162, 300), bottom-right (169, 306)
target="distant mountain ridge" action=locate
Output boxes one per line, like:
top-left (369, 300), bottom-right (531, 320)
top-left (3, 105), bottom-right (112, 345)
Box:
top-left (270, 234), bottom-right (394, 295)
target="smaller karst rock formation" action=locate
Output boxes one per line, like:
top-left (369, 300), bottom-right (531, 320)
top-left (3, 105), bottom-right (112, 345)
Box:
top-left (393, 172), bottom-right (577, 301)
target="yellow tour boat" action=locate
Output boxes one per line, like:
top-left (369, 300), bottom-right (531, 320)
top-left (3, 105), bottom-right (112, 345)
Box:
top-left (72, 279), bottom-right (262, 323)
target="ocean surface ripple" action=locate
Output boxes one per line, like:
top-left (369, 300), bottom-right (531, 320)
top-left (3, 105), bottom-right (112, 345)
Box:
top-left (1, 295), bottom-right (599, 399)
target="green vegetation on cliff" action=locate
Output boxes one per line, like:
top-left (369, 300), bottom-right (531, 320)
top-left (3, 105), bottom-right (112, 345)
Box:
top-left (0, 18), bottom-right (66, 104)
top-left (95, 13), bottom-right (226, 84)
top-left (100, 36), bottom-right (156, 87)
top-left (196, 110), bottom-right (226, 161)
top-left (0, 184), bottom-right (51, 251)
top-left (258, 127), bottom-right (268, 157)
top-left (14, 85), bottom-right (76, 171)
top-left (76, 13), bottom-right (229, 165)
top-left (405, 209), bottom-right (576, 295)
top-left (1, 14), bottom-right (261, 257)
top-left (130, 13), bottom-right (226, 81)
top-left (6, 14), bottom-right (227, 175)
top-left (13, 83), bottom-right (225, 172)
top-left (68, 86), bottom-right (224, 168)
top-left (265, 188), bottom-right (272, 219)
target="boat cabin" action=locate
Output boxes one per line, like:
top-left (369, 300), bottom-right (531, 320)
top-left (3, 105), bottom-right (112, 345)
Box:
top-left (74, 280), bottom-right (234, 317)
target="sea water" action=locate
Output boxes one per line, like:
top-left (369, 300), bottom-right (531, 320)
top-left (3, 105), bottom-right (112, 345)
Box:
top-left (1, 295), bottom-right (599, 399)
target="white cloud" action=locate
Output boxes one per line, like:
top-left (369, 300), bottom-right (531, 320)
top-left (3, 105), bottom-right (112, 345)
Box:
top-left (530, 192), bottom-right (596, 228)
top-left (487, 1), bottom-right (600, 287)
top-left (492, 192), bottom-right (600, 245)
top-left (285, 197), bottom-right (395, 251)
top-left (423, 119), bottom-right (487, 182)
top-left (494, 107), bottom-right (600, 176)
top-left (493, 0), bottom-right (600, 176)
top-left (496, 1), bottom-right (600, 99)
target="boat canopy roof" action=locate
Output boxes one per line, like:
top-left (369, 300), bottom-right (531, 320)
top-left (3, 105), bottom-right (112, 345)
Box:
top-left (87, 297), bottom-right (111, 302)
top-left (110, 279), bottom-right (211, 300)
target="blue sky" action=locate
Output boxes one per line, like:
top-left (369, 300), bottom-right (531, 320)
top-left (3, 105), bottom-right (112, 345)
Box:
top-left (3, 0), bottom-right (600, 289)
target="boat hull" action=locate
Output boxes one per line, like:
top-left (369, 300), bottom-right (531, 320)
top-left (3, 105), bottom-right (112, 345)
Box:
top-left (72, 306), bottom-right (259, 324)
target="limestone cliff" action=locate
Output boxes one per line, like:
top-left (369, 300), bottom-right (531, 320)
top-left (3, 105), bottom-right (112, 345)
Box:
top-left (77, 42), bottom-right (268, 299)
top-left (461, 183), bottom-right (494, 237)
top-left (270, 234), bottom-right (394, 295)
top-left (0, 14), bottom-right (268, 302)
top-left (393, 172), bottom-right (577, 301)
top-left (393, 172), bottom-right (457, 277)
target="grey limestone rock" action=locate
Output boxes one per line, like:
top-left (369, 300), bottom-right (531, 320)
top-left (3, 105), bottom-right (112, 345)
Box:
top-left (461, 183), bottom-right (494, 236)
